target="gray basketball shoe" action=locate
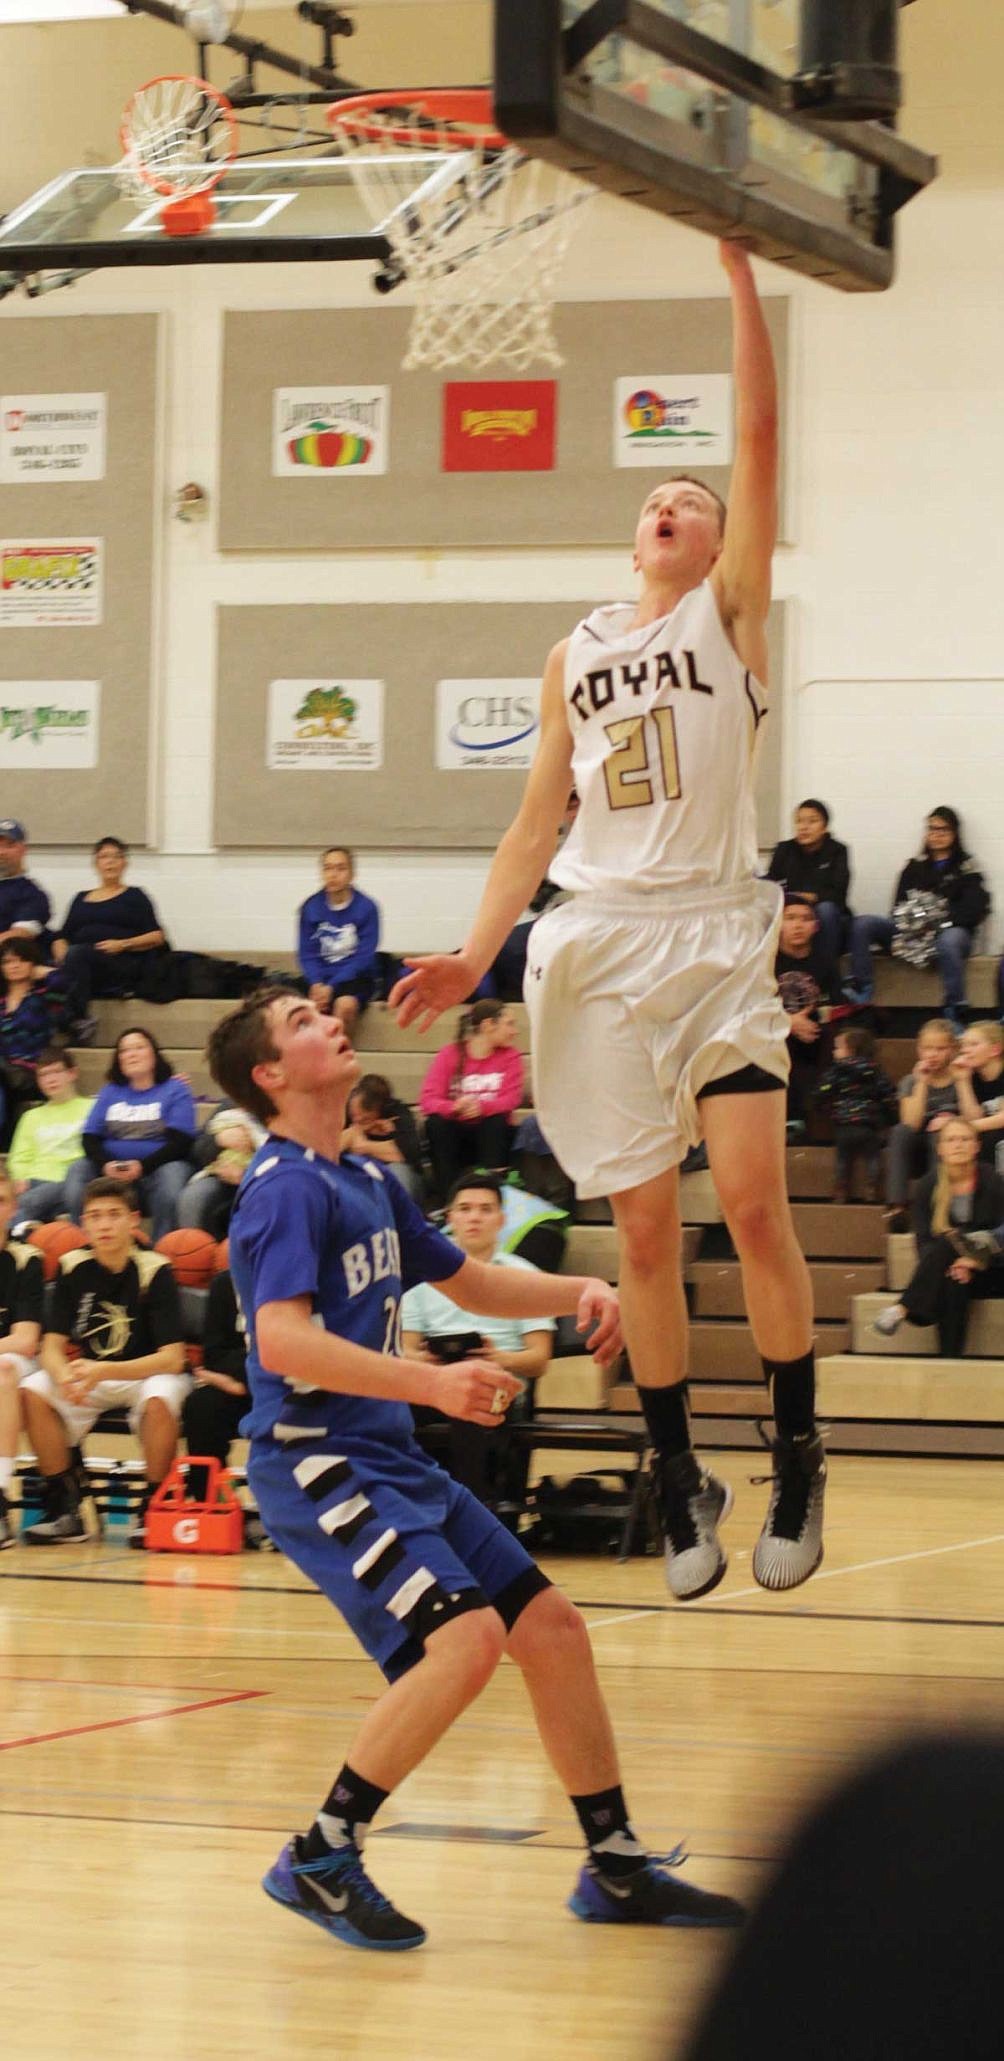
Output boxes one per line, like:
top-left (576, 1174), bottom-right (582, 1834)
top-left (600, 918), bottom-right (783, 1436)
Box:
top-left (654, 1450), bottom-right (734, 1600)
top-left (752, 1431), bottom-right (827, 1591)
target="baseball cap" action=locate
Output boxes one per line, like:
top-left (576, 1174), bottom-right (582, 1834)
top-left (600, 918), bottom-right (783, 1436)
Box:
top-left (0, 820), bottom-right (26, 842)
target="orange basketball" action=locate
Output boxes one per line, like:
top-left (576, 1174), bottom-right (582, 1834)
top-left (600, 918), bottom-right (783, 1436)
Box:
top-left (27, 1221), bottom-right (89, 1281)
top-left (155, 1228), bottom-right (218, 1289)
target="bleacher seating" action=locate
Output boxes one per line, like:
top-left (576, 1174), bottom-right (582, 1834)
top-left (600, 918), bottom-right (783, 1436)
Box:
top-left (14, 951), bottom-right (1004, 1544)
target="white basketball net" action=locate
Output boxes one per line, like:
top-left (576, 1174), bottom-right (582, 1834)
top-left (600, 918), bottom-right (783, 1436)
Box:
top-left (119, 75), bottom-right (236, 201)
top-left (329, 105), bottom-right (592, 373)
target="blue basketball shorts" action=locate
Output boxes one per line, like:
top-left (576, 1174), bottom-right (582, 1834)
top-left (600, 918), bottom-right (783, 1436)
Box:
top-left (248, 1433), bottom-right (547, 1681)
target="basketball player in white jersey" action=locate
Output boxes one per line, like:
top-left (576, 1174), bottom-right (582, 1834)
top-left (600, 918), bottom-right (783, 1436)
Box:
top-left (393, 242), bottom-right (824, 1598)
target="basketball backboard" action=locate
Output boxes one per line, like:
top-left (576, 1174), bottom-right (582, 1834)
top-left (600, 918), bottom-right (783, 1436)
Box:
top-left (494, 0), bottom-right (937, 290)
top-left (0, 154), bottom-right (418, 280)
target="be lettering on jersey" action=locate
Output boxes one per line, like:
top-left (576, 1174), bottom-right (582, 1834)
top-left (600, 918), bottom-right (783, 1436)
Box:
top-left (569, 648), bottom-right (715, 724)
top-left (343, 1227), bottom-right (402, 1298)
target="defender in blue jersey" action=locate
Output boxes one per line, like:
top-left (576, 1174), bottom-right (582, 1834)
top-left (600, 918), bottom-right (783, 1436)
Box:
top-left (208, 988), bottom-right (744, 1953)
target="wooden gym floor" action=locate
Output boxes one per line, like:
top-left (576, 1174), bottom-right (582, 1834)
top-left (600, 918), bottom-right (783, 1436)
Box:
top-left (3, 1455), bottom-right (1003, 2061)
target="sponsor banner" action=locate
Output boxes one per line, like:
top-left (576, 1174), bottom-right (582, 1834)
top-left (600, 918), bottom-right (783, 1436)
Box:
top-left (0, 539), bottom-right (103, 626)
top-left (442, 380), bottom-right (557, 472)
top-left (273, 387), bottom-right (390, 477)
top-left (436, 679), bottom-right (541, 772)
top-left (613, 374), bottom-right (733, 467)
top-left (0, 682), bottom-right (100, 768)
top-left (0, 393), bottom-right (106, 483)
top-left (267, 679), bottom-right (384, 770)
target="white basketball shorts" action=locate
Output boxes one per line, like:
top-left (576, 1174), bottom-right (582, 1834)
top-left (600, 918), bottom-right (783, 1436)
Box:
top-left (524, 877), bottom-right (789, 1199)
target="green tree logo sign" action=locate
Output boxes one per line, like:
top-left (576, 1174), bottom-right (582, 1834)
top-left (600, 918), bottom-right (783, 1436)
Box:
top-left (294, 684), bottom-right (358, 738)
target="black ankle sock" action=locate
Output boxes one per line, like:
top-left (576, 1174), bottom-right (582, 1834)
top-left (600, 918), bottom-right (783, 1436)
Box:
top-left (763, 1349), bottom-right (817, 1440)
top-left (637, 1382), bottom-right (692, 1461)
top-left (571, 1785), bottom-right (646, 1877)
top-left (302, 1763), bottom-right (389, 1860)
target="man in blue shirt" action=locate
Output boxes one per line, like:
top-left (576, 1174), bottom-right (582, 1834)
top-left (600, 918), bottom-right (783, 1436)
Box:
top-left (297, 845), bottom-right (380, 1038)
top-left (208, 987), bottom-right (743, 1955)
top-left (0, 820), bottom-right (51, 957)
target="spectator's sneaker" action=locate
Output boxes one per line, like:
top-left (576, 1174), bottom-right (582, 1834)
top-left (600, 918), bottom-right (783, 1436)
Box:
top-left (952, 1229), bottom-right (1003, 1269)
top-left (0, 1487), bottom-right (14, 1550)
top-left (654, 1450), bottom-right (733, 1600)
top-left (785, 1119), bottom-right (807, 1141)
top-left (569, 1853), bottom-right (744, 1930)
top-left (23, 1504), bottom-right (88, 1545)
top-left (872, 1302), bottom-right (907, 1337)
top-left (128, 1488), bottom-right (153, 1550)
top-left (840, 982), bottom-right (873, 1007)
top-left (262, 1836), bottom-right (426, 1951)
top-left (752, 1431), bottom-right (827, 1591)
top-left (69, 1445), bottom-right (103, 1539)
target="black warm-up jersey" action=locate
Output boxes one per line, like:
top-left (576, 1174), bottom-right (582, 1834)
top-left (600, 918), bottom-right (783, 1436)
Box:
top-left (51, 1246), bottom-right (182, 1364)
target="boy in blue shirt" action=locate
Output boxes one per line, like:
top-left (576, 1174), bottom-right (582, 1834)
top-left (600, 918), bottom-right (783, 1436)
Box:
top-left (297, 845), bottom-right (380, 1039)
top-left (208, 988), bottom-right (743, 1955)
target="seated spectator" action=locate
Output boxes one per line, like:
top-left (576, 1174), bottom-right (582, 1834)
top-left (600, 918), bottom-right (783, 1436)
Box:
top-left (298, 845), bottom-right (380, 1039)
top-left (489, 791), bottom-right (578, 1001)
top-left (178, 1106), bottom-right (264, 1239)
top-left (0, 819), bottom-right (52, 956)
top-left (64, 1026), bottom-right (196, 1242)
top-left (0, 938), bottom-right (72, 1143)
top-left (20, 1177), bottom-right (187, 1546)
top-left (419, 1000), bottom-right (525, 1204)
top-left (181, 1262), bottom-right (249, 1503)
top-left (510, 1111), bottom-right (575, 1213)
top-left (871, 1117), bottom-right (1004, 1354)
top-left (953, 1021), bottom-right (1004, 1170)
top-left (8, 1048), bottom-right (92, 1229)
top-left (774, 896), bottom-right (840, 1134)
top-left (0, 1159), bottom-right (45, 1549)
top-left (814, 1024), bottom-right (898, 1203)
top-left (52, 835), bottom-right (170, 1017)
top-left (765, 799), bottom-right (852, 962)
top-left (884, 1018), bottom-right (960, 1232)
top-left (845, 807), bottom-right (990, 1027)
top-left (340, 1072), bottom-right (424, 1201)
top-left (499, 1175), bottom-right (569, 1273)
top-left (402, 1171), bottom-right (554, 1511)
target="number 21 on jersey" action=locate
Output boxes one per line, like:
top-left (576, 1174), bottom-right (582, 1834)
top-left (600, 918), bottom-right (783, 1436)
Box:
top-left (603, 707), bottom-right (682, 811)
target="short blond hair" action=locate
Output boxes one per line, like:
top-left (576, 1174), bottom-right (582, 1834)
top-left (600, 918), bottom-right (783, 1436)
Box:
top-left (918, 1018), bottom-right (958, 1046)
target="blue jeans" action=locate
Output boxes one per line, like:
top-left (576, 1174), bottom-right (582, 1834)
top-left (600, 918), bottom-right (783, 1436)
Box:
top-left (814, 900), bottom-right (846, 964)
top-left (64, 1155), bottom-right (192, 1242)
top-left (850, 915), bottom-right (972, 1013)
top-left (13, 1177), bottom-right (68, 1227)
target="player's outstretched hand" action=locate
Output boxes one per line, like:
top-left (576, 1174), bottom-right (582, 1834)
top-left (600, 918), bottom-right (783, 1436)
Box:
top-left (575, 1281), bottom-right (623, 1367)
top-left (389, 952), bottom-right (478, 1033)
top-left (431, 1359), bottom-right (523, 1428)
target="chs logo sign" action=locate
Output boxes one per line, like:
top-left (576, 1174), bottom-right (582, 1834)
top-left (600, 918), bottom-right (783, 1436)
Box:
top-left (435, 680), bottom-right (542, 771)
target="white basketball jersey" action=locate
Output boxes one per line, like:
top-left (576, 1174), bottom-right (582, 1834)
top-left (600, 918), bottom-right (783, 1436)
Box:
top-left (550, 580), bottom-right (768, 897)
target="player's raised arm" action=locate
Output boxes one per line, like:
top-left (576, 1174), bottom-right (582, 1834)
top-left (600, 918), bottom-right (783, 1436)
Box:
top-left (710, 241), bottom-right (779, 682)
top-left (390, 640), bottom-right (574, 1031)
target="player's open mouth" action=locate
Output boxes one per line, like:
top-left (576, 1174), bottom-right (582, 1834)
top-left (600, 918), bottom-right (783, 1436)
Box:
top-left (657, 521), bottom-right (674, 539)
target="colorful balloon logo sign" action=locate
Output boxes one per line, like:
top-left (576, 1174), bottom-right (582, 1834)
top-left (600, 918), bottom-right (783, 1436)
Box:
top-left (286, 418), bottom-right (373, 468)
top-left (623, 388), bottom-right (712, 442)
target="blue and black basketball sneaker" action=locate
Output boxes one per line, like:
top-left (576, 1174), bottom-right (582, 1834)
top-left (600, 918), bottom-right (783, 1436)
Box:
top-left (263, 1836), bottom-right (426, 1951)
top-left (569, 1854), bottom-right (744, 1929)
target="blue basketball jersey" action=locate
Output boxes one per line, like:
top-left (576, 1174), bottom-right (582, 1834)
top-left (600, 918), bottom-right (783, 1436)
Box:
top-left (228, 1136), bottom-right (464, 1446)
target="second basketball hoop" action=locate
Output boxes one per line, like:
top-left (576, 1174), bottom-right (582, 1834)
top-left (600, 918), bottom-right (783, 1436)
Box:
top-left (119, 74), bottom-right (238, 237)
top-left (326, 89), bottom-right (592, 373)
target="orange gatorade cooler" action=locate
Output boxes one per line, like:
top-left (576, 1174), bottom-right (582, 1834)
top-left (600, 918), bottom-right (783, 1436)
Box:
top-left (145, 1459), bottom-right (244, 1555)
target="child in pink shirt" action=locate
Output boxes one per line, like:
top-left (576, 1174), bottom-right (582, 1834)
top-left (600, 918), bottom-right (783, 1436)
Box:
top-left (420, 1001), bottom-right (524, 1203)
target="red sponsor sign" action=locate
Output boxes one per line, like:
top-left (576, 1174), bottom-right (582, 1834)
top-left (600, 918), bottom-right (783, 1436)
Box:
top-left (442, 380), bottom-right (557, 473)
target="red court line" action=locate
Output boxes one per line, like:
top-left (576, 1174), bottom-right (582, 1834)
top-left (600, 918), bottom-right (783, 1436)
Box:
top-left (0, 1687), bottom-right (267, 1754)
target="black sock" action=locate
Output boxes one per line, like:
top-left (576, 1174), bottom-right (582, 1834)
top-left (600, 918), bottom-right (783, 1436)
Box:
top-left (301, 1763), bottom-right (389, 1859)
top-left (637, 1381), bottom-right (692, 1462)
top-left (764, 1348), bottom-right (817, 1440)
top-left (571, 1785), bottom-right (646, 1877)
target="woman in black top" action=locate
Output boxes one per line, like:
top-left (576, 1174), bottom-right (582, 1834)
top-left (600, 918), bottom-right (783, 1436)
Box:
top-left (872, 1116), bottom-right (1004, 1354)
top-left (847, 806), bottom-right (990, 1025)
top-left (52, 836), bottom-right (170, 1013)
top-left (766, 799), bottom-right (851, 962)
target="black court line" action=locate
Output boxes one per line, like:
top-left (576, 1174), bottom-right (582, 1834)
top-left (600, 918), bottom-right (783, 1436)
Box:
top-left (573, 1598), bottom-right (1004, 1631)
top-left (0, 1805), bottom-right (773, 1865)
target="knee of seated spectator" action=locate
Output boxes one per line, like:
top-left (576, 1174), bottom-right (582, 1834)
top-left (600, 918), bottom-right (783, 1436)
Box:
top-left (506, 1585), bottom-right (588, 1671)
top-left (139, 1394), bottom-right (175, 1432)
top-left (427, 1605), bottom-right (506, 1692)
